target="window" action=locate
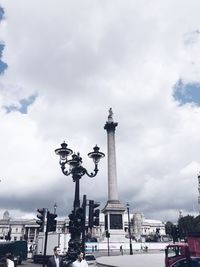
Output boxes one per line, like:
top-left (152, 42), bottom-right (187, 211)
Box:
top-left (167, 246), bottom-right (182, 258)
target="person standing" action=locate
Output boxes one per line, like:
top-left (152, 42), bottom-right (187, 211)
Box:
top-left (0, 257), bottom-right (7, 267)
top-left (72, 252), bottom-right (88, 267)
top-left (120, 245), bottom-right (123, 255)
top-left (47, 246), bottom-right (63, 267)
top-left (5, 253), bottom-right (14, 267)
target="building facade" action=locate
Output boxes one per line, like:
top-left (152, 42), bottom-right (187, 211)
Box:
top-left (0, 211), bottom-right (68, 243)
top-left (0, 210), bottom-right (165, 243)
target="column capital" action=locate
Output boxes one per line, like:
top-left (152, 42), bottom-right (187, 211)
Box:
top-left (104, 121), bottom-right (118, 132)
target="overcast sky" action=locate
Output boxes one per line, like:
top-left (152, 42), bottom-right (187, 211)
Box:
top-left (0, 0), bottom-right (200, 223)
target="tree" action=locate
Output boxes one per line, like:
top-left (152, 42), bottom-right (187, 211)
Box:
top-left (166, 214), bottom-right (200, 241)
top-left (193, 215), bottom-right (200, 232)
top-left (165, 221), bottom-right (174, 237)
top-left (178, 215), bottom-right (195, 239)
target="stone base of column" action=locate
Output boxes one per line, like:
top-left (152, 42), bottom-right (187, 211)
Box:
top-left (102, 200), bottom-right (126, 213)
top-left (102, 200), bottom-right (127, 242)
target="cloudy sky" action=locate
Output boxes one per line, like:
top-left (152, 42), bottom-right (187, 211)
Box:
top-left (0, 0), bottom-right (200, 223)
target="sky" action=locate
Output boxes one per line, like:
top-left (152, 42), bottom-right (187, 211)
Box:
top-left (0, 0), bottom-right (200, 223)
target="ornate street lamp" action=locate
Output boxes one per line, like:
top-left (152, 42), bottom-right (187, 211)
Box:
top-left (126, 202), bottom-right (133, 255)
top-left (55, 141), bottom-right (105, 261)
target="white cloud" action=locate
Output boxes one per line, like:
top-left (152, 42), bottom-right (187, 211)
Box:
top-left (0, 0), bottom-right (200, 222)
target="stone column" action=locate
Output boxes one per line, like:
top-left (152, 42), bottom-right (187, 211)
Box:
top-left (28, 227), bottom-right (30, 241)
top-left (34, 228), bottom-right (37, 242)
top-left (102, 109), bottom-right (126, 242)
top-left (104, 108), bottom-right (119, 203)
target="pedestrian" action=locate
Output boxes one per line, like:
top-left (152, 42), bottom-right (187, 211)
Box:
top-left (72, 252), bottom-right (88, 267)
top-left (47, 246), bottom-right (63, 267)
top-left (29, 245), bottom-right (33, 253)
top-left (5, 254), bottom-right (14, 267)
top-left (120, 245), bottom-right (123, 255)
top-left (0, 257), bottom-right (7, 267)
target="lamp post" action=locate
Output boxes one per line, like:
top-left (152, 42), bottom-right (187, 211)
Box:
top-left (55, 142), bottom-right (104, 261)
top-left (126, 202), bottom-right (133, 255)
top-left (54, 203), bottom-right (57, 214)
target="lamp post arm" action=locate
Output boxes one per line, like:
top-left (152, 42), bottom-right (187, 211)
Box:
top-left (85, 165), bottom-right (99, 178)
top-left (60, 163), bottom-right (72, 176)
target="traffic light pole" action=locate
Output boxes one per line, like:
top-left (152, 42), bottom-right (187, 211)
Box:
top-left (107, 235), bottom-right (110, 256)
top-left (36, 208), bottom-right (58, 266)
top-left (127, 203), bottom-right (133, 255)
top-left (105, 230), bottom-right (110, 256)
top-left (43, 225), bottom-right (48, 267)
top-left (81, 195), bottom-right (86, 254)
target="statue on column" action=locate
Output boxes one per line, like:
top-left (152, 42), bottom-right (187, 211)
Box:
top-left (108, 108), bottom-right (113, 121)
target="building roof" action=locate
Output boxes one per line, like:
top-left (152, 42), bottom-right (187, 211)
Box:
top-left (143, 219), bottom-right (164, 225)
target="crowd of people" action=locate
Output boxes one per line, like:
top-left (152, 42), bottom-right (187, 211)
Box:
top-left (0, 245), bottom-right (88, 267)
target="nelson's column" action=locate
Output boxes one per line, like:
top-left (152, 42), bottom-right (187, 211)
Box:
top-left (102, 108), bottom-right (126, 241)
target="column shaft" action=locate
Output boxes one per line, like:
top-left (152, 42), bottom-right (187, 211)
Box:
top-left (107, 130), bottom-right (118, 201)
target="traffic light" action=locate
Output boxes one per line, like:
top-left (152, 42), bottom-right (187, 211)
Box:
top-left (175, 226), bottom-right (180, 239)
top-left (47, 211), bottom-right (57, 232)
top-left (89, 200), bottom-right (100, 228)
top-left (36, 208), bottom-right (46, 232)
top-left (105, 230), bottom-right (110, 238)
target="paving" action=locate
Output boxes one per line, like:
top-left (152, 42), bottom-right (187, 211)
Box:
top-left (97, 252), bottom-right (165, 267)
